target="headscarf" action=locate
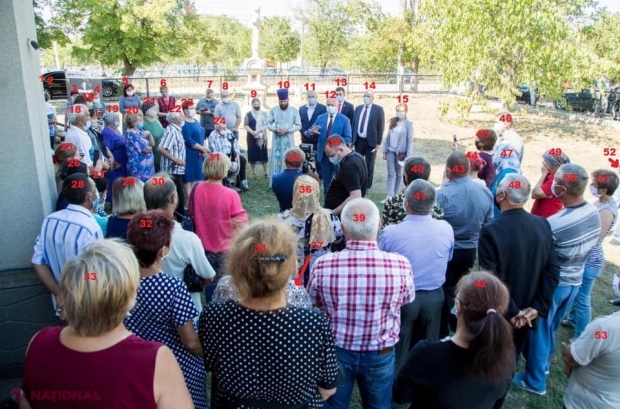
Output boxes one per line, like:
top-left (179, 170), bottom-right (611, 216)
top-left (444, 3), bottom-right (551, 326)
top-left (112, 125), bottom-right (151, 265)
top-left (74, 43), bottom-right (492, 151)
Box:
top-left (142, 101), bottom-right (155, 114)
top-left (467, 153), bottom-right (487, 171)
top-left (542, 148), bottom-right (570, 167)
top-left (103, 112), bottom-right (117, 125)
top-left (291, 176), bottom-right (336, 245)
top-left (493, 143), bottom-right (522, 174)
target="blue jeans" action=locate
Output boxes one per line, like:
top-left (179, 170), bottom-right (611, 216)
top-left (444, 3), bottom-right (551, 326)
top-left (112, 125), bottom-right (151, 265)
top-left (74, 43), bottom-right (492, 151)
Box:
top-left (325, 347), bottom-right (394, 409)
top-left (523, 284), bottom-right (579, 391)
top-left (566, 266), bottom-right (602, 339)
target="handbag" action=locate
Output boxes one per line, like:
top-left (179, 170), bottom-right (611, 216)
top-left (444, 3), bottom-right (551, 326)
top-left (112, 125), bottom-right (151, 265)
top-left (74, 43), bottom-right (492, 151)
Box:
top-left (179, 183), bottom-right (200, 232)
top-left (183, 263), bottom-right (205, 293)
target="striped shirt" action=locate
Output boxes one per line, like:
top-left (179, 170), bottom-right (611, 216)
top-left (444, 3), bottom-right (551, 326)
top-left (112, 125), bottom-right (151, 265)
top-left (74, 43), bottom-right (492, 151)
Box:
top-left (548, 202), bottom-right (601, 286)
top-left (208, 130), bottom-right (240, 157)
top-left (158, 123), bottom-right (186, 175)
top-left (586, 200), bottom-right (617, 270)
top-left (32, 204), bottom-right (103, 310)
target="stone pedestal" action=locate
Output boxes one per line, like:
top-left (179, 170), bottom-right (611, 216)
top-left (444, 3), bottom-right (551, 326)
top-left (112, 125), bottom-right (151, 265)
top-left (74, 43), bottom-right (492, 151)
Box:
top-left (240, 56), bottom-right (269, 109)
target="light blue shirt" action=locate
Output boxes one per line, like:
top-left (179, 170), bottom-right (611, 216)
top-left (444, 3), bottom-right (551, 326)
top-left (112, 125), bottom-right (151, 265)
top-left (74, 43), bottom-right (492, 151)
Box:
top-left (378, 214), bottom-right (455, 291)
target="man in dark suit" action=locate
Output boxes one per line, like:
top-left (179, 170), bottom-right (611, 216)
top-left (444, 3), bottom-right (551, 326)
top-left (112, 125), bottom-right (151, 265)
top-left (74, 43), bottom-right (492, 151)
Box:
top-left (478, 173), bottom-right (560, 357)
top-left (299, 90), bottom-right (326, 148)
top-left (336, 86), bottom-right (355, 129)
top-left (313, 98), bottom-right (352, 195)
top-left (352, 90), bottom-right (384, 194)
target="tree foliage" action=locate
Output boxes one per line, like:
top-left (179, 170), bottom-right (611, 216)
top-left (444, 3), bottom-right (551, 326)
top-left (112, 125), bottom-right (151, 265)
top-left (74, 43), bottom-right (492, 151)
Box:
top-left (200, 15), bottom-right (250, 68)
top-left (34, 0), bottom-right (69, 49)
top-left (582, 12), bottom-right (620, 80)
top-left (176, 15), bottom-right (221, 71)
top-left (259, 17), bottom-right (301, 66)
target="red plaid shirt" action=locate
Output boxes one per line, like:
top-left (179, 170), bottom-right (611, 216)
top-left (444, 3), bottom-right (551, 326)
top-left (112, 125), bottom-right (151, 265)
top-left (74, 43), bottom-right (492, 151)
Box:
top-left (307, 240), bottom-right (415, 351)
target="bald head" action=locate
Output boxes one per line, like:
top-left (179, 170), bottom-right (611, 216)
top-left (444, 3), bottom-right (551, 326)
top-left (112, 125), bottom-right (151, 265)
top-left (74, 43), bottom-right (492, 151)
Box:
top-left (446, 151), bottom-right (470, 179)
top-left (326, 98), bottom-right (337, 107)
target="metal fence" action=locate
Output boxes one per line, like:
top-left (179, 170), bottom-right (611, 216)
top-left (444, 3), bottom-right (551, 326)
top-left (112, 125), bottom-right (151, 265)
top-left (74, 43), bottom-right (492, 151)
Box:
top-left (101, 73), bottom-right (444, 101)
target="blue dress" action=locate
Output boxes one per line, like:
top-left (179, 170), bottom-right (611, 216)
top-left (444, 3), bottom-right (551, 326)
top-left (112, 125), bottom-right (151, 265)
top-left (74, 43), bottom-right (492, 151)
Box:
top-left (182, 120), bottom-right (206, 183)
top-left (125, 272), bottom-right (207, 409)
top-left (125, 129), bottom-right (155, 182)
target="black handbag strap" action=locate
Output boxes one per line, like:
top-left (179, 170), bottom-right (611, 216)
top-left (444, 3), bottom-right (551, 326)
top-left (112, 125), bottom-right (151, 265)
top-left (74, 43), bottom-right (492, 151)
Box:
top-left (303, 214), bottom-right (313, 257)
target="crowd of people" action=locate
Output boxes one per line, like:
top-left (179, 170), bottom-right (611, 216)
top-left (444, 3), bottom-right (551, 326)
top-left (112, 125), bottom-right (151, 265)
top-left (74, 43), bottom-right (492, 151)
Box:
top-left (25, 88), bottom-right (620, 409)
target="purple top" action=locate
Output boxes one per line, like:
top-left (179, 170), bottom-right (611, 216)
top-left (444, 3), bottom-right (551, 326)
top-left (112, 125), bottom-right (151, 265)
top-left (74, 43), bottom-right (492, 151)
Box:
top-left (477, 151), bottom-right (495, 189)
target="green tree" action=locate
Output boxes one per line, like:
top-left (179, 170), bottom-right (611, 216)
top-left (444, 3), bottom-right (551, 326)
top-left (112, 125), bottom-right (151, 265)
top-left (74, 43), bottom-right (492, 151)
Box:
top-left (259, 17), bottom-right (300, 68)
top-left (421, 0), bottom-right (603, 112)
top-left (177, 16), bottom-right (221, 73)
top-left (53, 0), bottom-right (194, 76)
top-left (34, 0), bottom-right (69, 49)
top-left (582, 12), bottom-right (620, 80)
top-left (201, 15), bottom-right (250, 68)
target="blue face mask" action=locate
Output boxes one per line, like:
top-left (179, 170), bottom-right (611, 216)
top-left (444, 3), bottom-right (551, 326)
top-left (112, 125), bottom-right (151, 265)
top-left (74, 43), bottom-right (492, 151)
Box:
top-left (307, 98), bottom-right (316, 106)
top-left (363, 97), bottom-right (371, 105)
top-left (396, 112), bottom-right (405, 119)
top-left (114, 121), bottom-right (121, 128)
top-left (138, 123), bottom-right (144, 131)
top-left (326, 106), bottom-right (336, 115)
top-left (336, 95), bottom-right (345, 103)
top-left (329, 154), bottom-right (342, 165)
top-left (84, 121), bottom-right (91, 131)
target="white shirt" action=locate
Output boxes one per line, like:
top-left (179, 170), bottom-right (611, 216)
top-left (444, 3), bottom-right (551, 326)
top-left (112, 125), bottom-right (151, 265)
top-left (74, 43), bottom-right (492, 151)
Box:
top-left (358, 104), bottom-right (373, 138)
top-left (65, 125), bottom-right (94, 166)
top-left (493, 128), bottom-right (524, 164)
top-left (306, 104), bottom-right (316, 121)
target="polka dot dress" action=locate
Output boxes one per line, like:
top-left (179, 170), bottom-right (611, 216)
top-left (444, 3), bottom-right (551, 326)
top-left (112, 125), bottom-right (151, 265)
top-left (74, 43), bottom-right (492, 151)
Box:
top-left (199, 301), bottom-right (340, 409)
top-left (125, 272), bottom-right (207, 408)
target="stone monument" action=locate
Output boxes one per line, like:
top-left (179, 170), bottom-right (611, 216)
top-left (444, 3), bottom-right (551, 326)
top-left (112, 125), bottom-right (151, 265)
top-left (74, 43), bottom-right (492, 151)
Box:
top-left (240, 7), bottom-right (269, 108)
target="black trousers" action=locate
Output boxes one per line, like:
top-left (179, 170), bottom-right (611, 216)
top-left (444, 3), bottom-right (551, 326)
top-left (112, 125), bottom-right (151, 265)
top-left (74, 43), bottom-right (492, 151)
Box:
top-left (171, 173), bottom-right (186, 216)
top-left (439, 247), bottom-right (477, 338)
top-left (354, 137), bottom-right (377, 191)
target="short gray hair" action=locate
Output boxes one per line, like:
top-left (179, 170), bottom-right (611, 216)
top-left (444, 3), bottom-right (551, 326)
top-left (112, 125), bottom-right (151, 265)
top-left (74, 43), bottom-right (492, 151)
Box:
top-left (498, 173), bottom-right (530, 204)
top-left (144, 173), bottom-right (176, 211)
top-left (341, 198), bottom-right (380, 240)
top-left (306, 90), bottom-right (317, 98)
top-left (68, 104), bottom-right (89, 125)
top-left (405, 180), bottom-right (436, 214)
top-left (556, 163), bottom-right (589, 196)
top-left (166, 112), bottom-right (183, 124)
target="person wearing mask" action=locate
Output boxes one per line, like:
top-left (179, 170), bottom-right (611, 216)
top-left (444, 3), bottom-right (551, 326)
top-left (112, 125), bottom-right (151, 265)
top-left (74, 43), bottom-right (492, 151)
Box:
top-left (213, 90), bottom-right (242, 138)
top-left (64, 90), bottom-right (80, 130)
top-left (393, 271), bottom-right (515, 409)
top-left (199, 221), bottom-right (340, 409)
top-left (492, 112), bottom-right (524, 165)
top-left (125, 210), bottom-right (207, 409)
top-left (196, 88), bottom-right (218, 136)
top-left (22, 240), bottom-right (193, 409)
top-left (437, 151), bottom-right (493, 339)
top-left (300, 90), bottom-right (327, 147)
top-left (563, 170), bottom-right (618, 338)
top-left (267, 88), bottom-right (302, 186)
top-left (181, 101), bottom-right (207, 197)
top-left (118, 83), bottom-right (142, 134)
top-left (85, 107), bottom-right (112, 175)
top-left (473, 129), bottom-right (497, 188)
top-left (91, 92), bottom-right (107, 118)
top-left (244, 98), bottom-right (269, 178)
top-left (490, 144), bottom-right (521, 217)
top-left (65, 104), bottom-right (96, 171)
top-left (323, 135), bottom-right (368, 216)
top-left (157, 112), bottom-right (187, 216)
top-left (531, 148), bottom-right (571, 218)
top-left (308, 198), bottom-right (415, 409)
top-left (352, 90), bottom-right (385, 194)
top-left (45, 92), bottom-right (58, 149)
top-left (335, 86), bottom-right (355, 128)
top-left (106, 177), bottom-right (146, 240)
top-left (313, 98), bottom-right (352, 194)
top-left (92, 177), bottom-right (109, 235)
top-left (382, 103), bottom-right (413, 202)
top-left (272, 148), bottom-right (306, 211)
top-left (379, 180), bottom-right (454, 374)
top-left (143, 175), bottom-right (215, 313)
top-left (514, 163), bottom-right (601, 396)
top-left (156, 85), bottom-right (177, 128)
top-left (125, 113), bottom-right (155, 182)
top-left (142, 102), bottom-right (165, 172)
top-left (101, 112), bottom-right (128, 206)
top-left (208, 122), bottom-right (248, 191)
top-left (478, 173), bottom-right (560, 361)
top-left (31, 174), bottom-right (103, 317)
top-left (467, 153), bottom-right (487, 187)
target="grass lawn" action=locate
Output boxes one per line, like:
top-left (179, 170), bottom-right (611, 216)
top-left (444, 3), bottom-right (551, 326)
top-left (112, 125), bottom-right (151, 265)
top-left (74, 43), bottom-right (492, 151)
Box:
top-left (236, 94), bottom-right (620, 409)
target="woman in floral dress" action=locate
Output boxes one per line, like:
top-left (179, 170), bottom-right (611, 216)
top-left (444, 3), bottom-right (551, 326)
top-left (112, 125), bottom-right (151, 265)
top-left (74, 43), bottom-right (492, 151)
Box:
top-left (125, 113), bottom-right (155, 182)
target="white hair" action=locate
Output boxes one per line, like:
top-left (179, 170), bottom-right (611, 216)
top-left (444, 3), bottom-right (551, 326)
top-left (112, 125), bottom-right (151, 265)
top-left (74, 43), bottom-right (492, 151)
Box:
top-left (166, 112), bottom-right (183, 124)
top-left (67, 104), bottom-right (88, 125)
top-left (498, 173), bottom-right (530, 204)
top-left (341, 198), bottom-right (380, 240)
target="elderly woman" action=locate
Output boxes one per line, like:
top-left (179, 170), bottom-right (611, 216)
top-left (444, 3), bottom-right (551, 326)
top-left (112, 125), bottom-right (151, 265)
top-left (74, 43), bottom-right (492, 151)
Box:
top-left (125, 113), bottom-right (155, 182)
top-left (244, 97), bottom-right (269, 178)
top-left (142, 102), bottom-right (165, 172)
top-left (473, 129), bottom-right (497, 189)
top-left (490, 144), bottom-right (522, 217)
top-left (101, 111), bottom-right (128, 205)
top-left (182, 101), bottom-right (208, 196)
top-left (209, 122), bottom-right (248, 191)
top-left (531, 148), bottom-right (571, 218)
top-left (21, 240), bottom-right (193, 409)
top-left (382, 103), bottom-right (413, 202)
top-left (106, 176), bottom-right (146, 240)
top-left (119, 83), bottom-right (142, 134)
top-left (126, 210), bottom-right (208, 409)
top-left (189, 154), bottom-right (248, 297)
top-left (199, 221), bottom-right (340, 409)
top-left (92, 91), bottom-right (107, 118)
top-left (278, 175), bottom-right (343, 281)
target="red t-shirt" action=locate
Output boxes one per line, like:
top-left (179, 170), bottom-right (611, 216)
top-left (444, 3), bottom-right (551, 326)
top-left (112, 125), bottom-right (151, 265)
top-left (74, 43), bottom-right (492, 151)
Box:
top-left (531, 173), bottom-right (563, 218)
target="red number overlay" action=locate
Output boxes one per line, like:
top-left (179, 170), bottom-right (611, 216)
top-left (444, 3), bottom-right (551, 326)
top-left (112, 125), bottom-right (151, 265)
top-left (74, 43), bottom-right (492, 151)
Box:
top-left (304, 83), bottom-right (316, 91)
top-left (499, 114), bottom-right (513, 122)
top-left (452, 165), bottom-right (465, 173)
top-left (324, 91), bottom-right (337, 98)
top-left (122, 178), bottom-right (135, 186)
top-left (278, 81), bottom-right (290, 89)
top-left (140, 219), bottom-right (153, 228)
top-left (508, 181), bottom-right (521, 188)
top-left (397, 95), bottom-right (409, 103)
top-left (299, 185), bottom-right (313, 194)
top-left (214, 117), bottom-right (226, 125)
top-left (250, 90), bottom-right (257, 98)
top-left (476, 129), bottom-right (490, 138)
top-left (410, 165), bottom-right (425, 172)
top-left (604, 148), bottom-right (616, 156)
top-left (327, 138), bottom-right (341, 147)
top-left (287, 153), bottom-right (301, 162)
top-left (208, 153), bottom-right (220, 161)
top-left (465, 152), bottom-right (478, 159)
top-left (60, 142), bottom-right (73, 151)
top-left (353, 214), bottom-right (366, 222)
top-left (67, 159), bottom-right (81, 168)
top-left (254, 244), bottom-right (267, 252)
top-left (335, 78), bottom-right (347, 86)
top-left (364, 81), bottom-right (376, 89)
top-left (84, 272), bottom-right (97, 280)
top-left (413, 192), bottom-right (426, 200)
top-left (598, 174), bottom-right (610, 183)
top-left (107, 105), bottom-right (119, 113)
top-left (564, 173), bottom-right (576, 182)
top-left (70, 180), bottom-right (84, 188)
top-left (310, 241), bottom-right (324, 250)
top-left (92, 170), bottom-right (104, 179)
top-left (595, 331), bottom-right (608, 339)
top-left (549, 148), bottom-right (562, 155)
top-left (152, 177), bottom-right (165, 185)
top-left (474, 279), bottom-right (487, 288)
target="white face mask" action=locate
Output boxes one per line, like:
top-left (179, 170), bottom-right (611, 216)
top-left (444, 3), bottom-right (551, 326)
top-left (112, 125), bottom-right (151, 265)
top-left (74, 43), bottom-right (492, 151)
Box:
top-left (188, 109), bottom-right (196, 117)
top-left (551, 180), bottom-right (563, 198)
top-left (493, 122), bottom-right (503, 134)
top-left (93, 98), bottom-right (100, 104)
top-left (222, 97), bottom-right (230, 104)
top-left (590, 185), bottom-right (601, 198)
top-left (147, 108), bottom-right (157, 117)
top-left (126, 90), bottom-right (134, 96)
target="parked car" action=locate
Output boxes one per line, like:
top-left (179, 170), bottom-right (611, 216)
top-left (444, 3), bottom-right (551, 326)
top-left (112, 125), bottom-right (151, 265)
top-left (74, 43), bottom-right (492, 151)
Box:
top-left (607, 85), bottom-right (620, 119)
top-left (554, 88), bottom-right (596, 112)
top-left (515, 85), bottom-right (539, 105)
top-left (41, 70), bottom-right (122, 99)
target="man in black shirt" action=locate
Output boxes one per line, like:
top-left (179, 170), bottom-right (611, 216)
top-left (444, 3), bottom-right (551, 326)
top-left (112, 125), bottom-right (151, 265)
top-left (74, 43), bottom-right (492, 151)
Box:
top-left (323, 135), bottom-right (368, 216)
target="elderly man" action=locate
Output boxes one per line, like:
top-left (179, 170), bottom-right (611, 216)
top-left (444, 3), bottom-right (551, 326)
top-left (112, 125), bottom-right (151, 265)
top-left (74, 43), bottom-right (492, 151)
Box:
top-left (352, 90), bottom-right (385, 194)
top-left (143, 173), bottom-right (215, 313)
top-left (514, 163), bottom-right (601, 396)
top-left (314, 98), bottom-right (352, 194)
top-left (65, 103), bottom-right (95, 170)
top-left (379, 179), bottom-right (454, 374)
top-left (267, 88), bottom-right (302, 185)
top-left (437, 151), bottom-right (493, 338)
top-left (208, 122), bottom-right (247, 191)
top-left (271, 148), bottom-right (310, 211)
top-left (213, 90), bottom-right (242, 137)
top-left (157, 112), bottom-right (187, 216)
top-left (478, 173), bottom-right (560, 358)
top-left (308, 198), bottom-right (415, 409)
top-left (32, 174), bottom-right (103, 317)
top-left (492, 112), bottom-right (524, 165)
top-left (323, 135), bottom-right (367, 215)
top-left (196, 88), bottom-right (219, 135)
top-left (335, 86), bottom-right (355, 128)
top-left (299, 90), bottom-right (326, 146)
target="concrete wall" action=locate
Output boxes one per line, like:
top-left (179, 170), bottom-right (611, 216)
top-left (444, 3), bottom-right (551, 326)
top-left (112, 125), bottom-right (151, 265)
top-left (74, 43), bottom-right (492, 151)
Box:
top-left (0, 0), bottom-right (59, 385)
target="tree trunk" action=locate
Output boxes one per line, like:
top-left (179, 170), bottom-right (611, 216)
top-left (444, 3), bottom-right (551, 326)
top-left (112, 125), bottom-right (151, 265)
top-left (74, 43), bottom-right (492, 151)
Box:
top-left (123, 57), bottom-right (136, 77)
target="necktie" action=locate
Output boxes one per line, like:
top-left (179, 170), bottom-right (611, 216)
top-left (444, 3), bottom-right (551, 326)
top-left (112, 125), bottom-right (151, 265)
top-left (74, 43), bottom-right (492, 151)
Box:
top-left (326, 116), bottom-right (334, 137)
top-left (359, 106), bottom-right (369, 134)
top-left (338, 103), bottom-right (342, 113)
